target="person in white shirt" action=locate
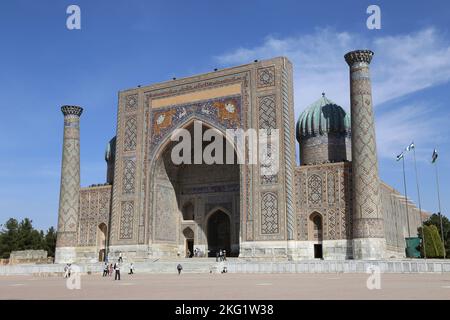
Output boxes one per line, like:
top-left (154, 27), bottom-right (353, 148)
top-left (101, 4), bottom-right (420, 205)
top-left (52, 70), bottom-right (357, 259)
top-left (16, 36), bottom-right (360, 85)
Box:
top-left (129, 263), bottom-right (135, 275)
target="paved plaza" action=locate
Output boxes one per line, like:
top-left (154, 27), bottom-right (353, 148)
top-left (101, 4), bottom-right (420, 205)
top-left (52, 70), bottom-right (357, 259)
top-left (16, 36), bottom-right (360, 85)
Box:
top-left (1, 272), bottom-right (449, 300)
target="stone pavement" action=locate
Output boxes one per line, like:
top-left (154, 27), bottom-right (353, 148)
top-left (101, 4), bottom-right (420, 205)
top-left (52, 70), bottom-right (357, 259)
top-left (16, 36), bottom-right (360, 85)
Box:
top-left (1, 273), bottom-right (450, 300)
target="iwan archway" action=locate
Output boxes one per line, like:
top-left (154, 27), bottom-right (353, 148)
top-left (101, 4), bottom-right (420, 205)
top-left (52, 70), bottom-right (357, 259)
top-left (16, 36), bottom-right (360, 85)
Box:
top-left (207, 208), bottom-right (232, 257)
top-left (149, 119), bottom-right (241, 258)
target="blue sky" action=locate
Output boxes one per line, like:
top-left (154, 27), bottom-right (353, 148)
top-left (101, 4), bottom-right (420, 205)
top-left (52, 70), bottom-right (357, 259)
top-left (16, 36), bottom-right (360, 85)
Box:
top-left (0, 0), bottom-right (449, 230)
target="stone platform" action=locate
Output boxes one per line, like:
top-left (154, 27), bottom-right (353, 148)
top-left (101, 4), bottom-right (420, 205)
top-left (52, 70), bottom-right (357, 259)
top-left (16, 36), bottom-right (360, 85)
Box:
top-left (1, 258), bottom-right (450, 276)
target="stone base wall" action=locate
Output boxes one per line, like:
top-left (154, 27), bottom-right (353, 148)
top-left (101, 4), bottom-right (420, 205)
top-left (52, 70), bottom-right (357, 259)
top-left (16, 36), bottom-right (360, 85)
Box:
top-left (9, 250), bottom-right (48, 265)
top-left (107, 244), bottom-right (150, 262)
top-left (2, 259), bottom-right (450, 275)
top-left (55, 247), bottom-right (77, 264)
top-left (353, 238), bottom-right (386, 260)
top-left (239, 241), bottom-right (290, 260)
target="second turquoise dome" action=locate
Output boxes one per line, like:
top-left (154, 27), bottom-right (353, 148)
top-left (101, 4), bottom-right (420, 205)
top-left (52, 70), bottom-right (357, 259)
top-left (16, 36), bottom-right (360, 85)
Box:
top-left (296, 94), bottom-right (350, 141)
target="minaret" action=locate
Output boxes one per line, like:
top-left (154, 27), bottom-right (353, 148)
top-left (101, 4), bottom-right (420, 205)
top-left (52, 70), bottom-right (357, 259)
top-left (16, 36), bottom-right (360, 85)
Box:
top-left (344, 50), bottom-right (385, 259)
top-left (55, 105), bottom-right (83, 263)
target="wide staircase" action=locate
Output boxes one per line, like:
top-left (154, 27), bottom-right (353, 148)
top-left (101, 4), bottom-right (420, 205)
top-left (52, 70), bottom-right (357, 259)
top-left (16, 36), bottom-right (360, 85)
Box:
top-left (131, 257), bottom-right (230, 274)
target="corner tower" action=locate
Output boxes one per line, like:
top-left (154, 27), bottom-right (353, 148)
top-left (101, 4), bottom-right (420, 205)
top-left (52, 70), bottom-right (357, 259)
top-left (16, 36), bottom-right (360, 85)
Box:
top-left (345, 50), bottom-right (385, 259)
top-left (55, 105), bottom-right (83, 263)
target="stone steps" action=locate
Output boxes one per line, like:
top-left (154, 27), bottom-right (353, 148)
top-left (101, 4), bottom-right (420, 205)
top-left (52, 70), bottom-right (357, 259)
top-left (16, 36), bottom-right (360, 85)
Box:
top-left (1, 259), bottom-right (450, 275)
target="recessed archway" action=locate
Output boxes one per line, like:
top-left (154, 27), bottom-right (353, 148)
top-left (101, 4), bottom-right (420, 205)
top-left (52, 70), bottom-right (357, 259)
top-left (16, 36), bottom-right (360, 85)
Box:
top-left (149, 119), bottom-right (241, 257)
top-left (97, 223), bottom-right (107, 262)
top-left (308, 212), bottom-right (323, 259)
top-left (207, 209), bottom-right (231, 257)
top-left (183, 227), bottom-right (194, 258)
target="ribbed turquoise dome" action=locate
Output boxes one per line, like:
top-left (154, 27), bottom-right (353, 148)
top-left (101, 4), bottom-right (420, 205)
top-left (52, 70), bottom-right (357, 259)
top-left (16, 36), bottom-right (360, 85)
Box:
top-left (296, 94), bottom-right (350, 141)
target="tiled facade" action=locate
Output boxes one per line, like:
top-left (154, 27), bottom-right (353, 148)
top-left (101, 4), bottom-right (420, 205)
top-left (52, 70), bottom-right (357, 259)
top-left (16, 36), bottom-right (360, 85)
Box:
top-left (55, 55), bottom-right (424, 263)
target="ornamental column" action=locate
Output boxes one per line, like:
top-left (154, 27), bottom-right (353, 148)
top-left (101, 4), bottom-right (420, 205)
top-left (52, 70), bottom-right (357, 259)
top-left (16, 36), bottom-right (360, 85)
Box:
top-left (344, 50), bottom-right (385, 259)
top-left (55, 105), bottom-right (83, 263)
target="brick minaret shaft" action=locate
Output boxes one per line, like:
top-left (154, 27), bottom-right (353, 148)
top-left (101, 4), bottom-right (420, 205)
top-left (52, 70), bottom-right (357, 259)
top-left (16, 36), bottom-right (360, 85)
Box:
top-left (55, 105), bottom-right (83, 262)
top-left (345, 50), bottom-right (385, 259)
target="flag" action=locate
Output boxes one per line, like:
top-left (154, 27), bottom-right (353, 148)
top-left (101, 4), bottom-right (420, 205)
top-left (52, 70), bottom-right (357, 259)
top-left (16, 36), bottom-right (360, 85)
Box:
top-left (431, 149), bottom-right (438, 163)
top-left (396, 152), bottom-right (404, 161)
top-left (406, 142), bottom-right (415, 152)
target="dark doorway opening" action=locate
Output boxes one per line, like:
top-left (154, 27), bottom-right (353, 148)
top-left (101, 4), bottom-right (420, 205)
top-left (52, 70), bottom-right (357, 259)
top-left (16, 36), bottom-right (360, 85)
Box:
top-left (98, 249), bottom-right (106, 262)
top-left (207, 210), bottom-right (231, 257)
top-left (186, 239), bottom-right (194, 258)
top-left (314, 244), bottom-right (323, 259)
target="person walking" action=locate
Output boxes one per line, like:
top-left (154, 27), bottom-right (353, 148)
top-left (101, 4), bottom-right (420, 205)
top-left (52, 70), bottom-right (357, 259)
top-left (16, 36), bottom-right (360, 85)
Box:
top-left (219, 249), bottom-right (223, 261)
top-left (109, 263), bottom-right (113, 276)
top-left (118, 253), bottom-right (123, 263)
top-left (129, 263), bottom-right (135, 275)
top-left (223, 250), bottom-right (227, 261)
top-left (114, 261), bottom-right (121, 280)
top-left (63, 264), bottom-right (69, 278)
top-left (177, 263), bottom-right (183, 275)
top-left (103, 262), bottom-right (108, 277)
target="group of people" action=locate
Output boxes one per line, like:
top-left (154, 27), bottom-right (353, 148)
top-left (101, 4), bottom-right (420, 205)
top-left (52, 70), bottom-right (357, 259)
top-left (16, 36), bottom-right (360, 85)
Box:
top-left (63, 263), bottom-right (73, 278)
top-left (193, 248), bottom-right (204, 257)
top-left (185, 247), bottom-right (205, 258)
top-left (215, 249), bottom-right (227, 262)
top-left (102, 259), bottom-right (135, 280)
top-left (102, 262), bottom-right (115, 277)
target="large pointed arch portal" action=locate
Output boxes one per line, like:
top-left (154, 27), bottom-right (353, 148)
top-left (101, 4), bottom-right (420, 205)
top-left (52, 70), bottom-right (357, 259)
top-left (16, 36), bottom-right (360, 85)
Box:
top-left (149, 119), bottom-right (241, 257)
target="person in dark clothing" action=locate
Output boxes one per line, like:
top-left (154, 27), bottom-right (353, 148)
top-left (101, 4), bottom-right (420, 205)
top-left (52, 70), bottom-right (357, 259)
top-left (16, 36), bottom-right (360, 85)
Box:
top-left (177, 264), bottom-right (183, 275)
top-left (114, 262), bottom-right (121, 280)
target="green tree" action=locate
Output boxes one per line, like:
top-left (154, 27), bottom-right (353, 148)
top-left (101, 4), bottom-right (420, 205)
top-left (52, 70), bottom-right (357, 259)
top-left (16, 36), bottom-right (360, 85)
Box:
top-left (419, 225), bottom-right (445, 258)
top-left (0, 218), bottom-right (20, 259)
top-left (17, 218), bottom-right (43, 250)
top-left (424, 213), bottom-right (449, 258)
top-left (0, 218), bottom-right (56, 259)
top-left (44, 227), bottom-right (57, 257)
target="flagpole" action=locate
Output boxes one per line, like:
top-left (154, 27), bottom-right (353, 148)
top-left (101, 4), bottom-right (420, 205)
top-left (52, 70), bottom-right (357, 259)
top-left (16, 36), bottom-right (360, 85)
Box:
top-left (433, 158), bottom-right (446, 259)
top-left (412, 147), bottom-right (426, 258)
top-left (402, 155), bottom-right (411, 238)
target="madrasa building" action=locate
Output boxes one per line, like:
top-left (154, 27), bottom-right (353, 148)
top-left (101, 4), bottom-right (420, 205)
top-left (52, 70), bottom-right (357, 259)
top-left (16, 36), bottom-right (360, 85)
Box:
top-left (55, 50), bottom-right (423, 264)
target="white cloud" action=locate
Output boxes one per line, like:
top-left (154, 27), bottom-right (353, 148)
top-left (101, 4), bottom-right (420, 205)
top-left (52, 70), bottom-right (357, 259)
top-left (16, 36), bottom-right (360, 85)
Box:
top-left (375, 104), bottom-right (445, 161)
top-left (215, 27), bottom-right (450, 159)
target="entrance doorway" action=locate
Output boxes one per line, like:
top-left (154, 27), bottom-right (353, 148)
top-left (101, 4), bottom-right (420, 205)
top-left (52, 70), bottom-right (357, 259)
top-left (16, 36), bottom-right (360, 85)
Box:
top-left (186, 239), bottom-right (194, 258)
top-left (309, 212), bottom-right (323, 259)
top-left (183, 227), bottom-right (194, 258)
top-left (314, 244), bottom-right (323, 259)
top-left (97, 223), bottom-right (107, 262)
top-left (98, 249), bottom-right (106, 262)
top-left (207, 210), bottom-right (231, 257)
